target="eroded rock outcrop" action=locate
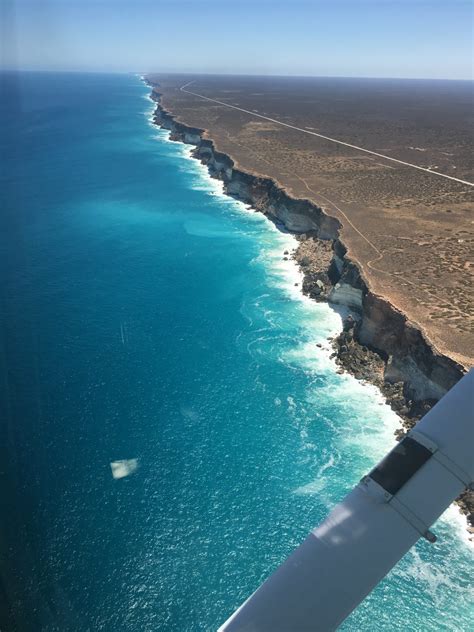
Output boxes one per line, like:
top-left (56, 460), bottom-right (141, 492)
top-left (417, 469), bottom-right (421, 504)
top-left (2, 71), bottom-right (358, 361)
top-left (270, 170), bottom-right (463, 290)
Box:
top-left (147, 82), bottom-right (470, 528)
top-left (149, 85), bottom-right (465, 409)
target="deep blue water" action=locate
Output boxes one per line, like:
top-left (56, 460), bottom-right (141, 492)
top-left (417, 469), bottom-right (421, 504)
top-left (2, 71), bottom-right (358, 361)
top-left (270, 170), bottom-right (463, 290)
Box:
top-left (0, 72), bottom-right (472, 631)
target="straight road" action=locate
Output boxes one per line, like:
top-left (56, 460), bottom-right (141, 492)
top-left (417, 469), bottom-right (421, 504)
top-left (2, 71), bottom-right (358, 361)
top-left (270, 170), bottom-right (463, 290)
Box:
top-left (180, 81), bottom-right (474, 188)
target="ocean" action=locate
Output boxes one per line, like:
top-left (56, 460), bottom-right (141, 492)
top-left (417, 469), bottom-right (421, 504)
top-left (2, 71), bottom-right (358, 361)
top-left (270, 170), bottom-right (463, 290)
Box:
top-left (0, 71), bottom-right (472, 631)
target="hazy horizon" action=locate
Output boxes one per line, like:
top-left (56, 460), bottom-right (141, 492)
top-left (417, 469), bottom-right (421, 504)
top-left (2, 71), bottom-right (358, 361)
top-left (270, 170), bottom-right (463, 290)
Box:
top-left (2, 69), bottom-right (474, 83)
top-left (2, 0), bottom-right (473, 81)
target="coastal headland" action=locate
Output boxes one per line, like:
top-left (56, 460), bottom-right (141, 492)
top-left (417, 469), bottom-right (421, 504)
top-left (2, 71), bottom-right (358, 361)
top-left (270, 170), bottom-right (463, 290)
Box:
top-left (145, 74), bottom-right (473, 528)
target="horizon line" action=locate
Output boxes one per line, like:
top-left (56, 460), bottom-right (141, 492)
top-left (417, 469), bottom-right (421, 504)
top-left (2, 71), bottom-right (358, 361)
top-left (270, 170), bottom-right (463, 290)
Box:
top-left (1, 68), bottom-right (473, 82)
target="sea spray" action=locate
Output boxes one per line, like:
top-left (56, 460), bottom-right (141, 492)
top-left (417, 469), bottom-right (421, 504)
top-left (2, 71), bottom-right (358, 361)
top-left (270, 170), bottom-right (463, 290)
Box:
top-left (146, 77), bottom-right (473, 628)
top-left (1, 71), bottom-right (471, 631)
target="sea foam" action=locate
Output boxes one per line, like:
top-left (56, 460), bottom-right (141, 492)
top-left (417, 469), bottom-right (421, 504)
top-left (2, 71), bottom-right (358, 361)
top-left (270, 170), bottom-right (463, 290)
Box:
top-left (143, 78), bottom-right (472, 547)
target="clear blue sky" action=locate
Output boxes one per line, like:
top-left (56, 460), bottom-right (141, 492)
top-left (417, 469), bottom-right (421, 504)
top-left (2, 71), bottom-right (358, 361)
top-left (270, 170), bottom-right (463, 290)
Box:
top-left (2, 0), bottom-right (473, 79)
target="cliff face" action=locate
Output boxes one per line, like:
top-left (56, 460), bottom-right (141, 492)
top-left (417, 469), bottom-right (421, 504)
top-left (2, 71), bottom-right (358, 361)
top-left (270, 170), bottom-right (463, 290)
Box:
top-left (151, 88), bottom-right (465, 401)
top-left (149, 85), bottom-right (472, 528)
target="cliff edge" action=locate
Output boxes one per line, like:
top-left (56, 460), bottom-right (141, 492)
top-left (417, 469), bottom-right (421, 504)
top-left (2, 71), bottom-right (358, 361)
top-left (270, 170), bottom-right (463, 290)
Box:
top-left (145, 78), bottom-right (472, 532)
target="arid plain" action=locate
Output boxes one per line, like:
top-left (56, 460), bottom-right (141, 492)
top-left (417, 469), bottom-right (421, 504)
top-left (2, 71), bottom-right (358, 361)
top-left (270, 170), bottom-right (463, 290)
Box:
top-left (150, 74), bottom-right (474, 368)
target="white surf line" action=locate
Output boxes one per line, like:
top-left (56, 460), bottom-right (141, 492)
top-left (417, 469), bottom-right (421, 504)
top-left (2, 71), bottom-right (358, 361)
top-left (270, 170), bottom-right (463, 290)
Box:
top-left (180, 81), bottom-right (474, 188)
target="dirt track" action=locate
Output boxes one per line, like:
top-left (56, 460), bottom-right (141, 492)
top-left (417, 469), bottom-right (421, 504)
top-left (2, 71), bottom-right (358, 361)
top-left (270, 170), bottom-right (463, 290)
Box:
top-left (149, 74), bottom-right (474, 367)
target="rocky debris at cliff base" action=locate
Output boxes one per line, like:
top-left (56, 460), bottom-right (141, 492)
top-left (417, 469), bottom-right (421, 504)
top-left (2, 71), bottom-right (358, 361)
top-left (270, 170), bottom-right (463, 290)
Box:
top-left (331, 317), bottom-right (437, 432)
top-left (150, 93), bottom-right (474, 534)
top-left (331, 321), bottom-right (473, 529)
top-left (294, 236), bottom-right (334, 300)
top-left (331, 317), bottom-right (385, 386)
top-left (457, 490), bottom-right (474, 534)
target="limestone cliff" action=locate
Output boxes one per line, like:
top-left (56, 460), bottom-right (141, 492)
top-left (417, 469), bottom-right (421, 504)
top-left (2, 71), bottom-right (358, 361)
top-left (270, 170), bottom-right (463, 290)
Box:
top-left (147, 82), bottom-right (471, 529)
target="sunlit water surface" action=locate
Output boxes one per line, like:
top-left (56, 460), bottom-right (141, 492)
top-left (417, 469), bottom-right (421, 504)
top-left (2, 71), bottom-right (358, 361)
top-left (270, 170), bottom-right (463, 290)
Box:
top-left (0, 72), bottom-right (472, 631)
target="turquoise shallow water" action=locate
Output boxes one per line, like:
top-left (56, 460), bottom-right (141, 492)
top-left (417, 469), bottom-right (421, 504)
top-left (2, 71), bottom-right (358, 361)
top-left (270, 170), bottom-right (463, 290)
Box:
top-left (0, 72), bottom-right (472, 631)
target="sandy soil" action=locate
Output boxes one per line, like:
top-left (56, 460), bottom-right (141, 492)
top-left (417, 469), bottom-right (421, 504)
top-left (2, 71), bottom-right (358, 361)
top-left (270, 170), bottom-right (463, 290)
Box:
top-left (149, 74), bottom-right (474, 368)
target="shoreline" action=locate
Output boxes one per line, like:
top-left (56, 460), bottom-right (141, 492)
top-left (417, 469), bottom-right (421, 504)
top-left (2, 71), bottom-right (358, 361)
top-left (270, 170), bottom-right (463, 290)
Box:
top-left (143, 78), bottom-right (473, 534)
